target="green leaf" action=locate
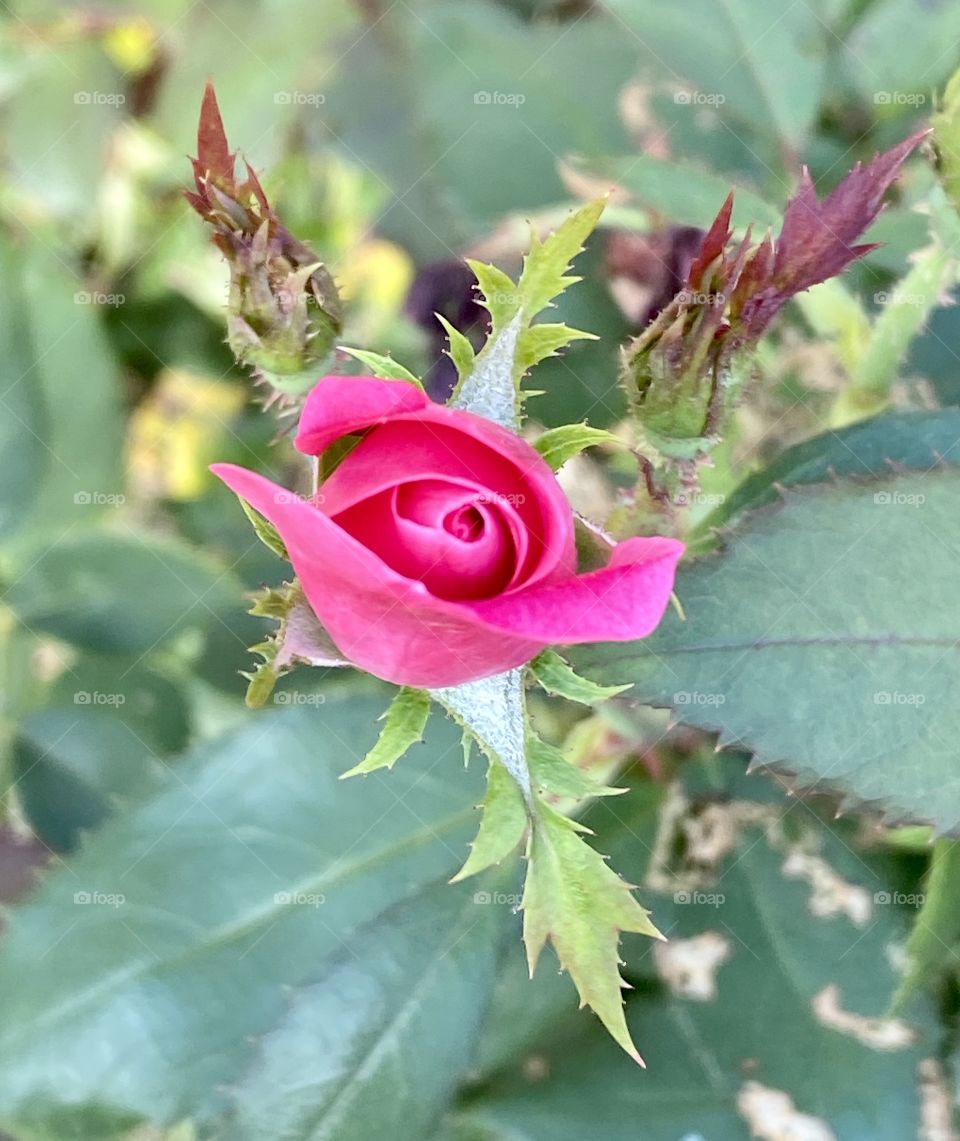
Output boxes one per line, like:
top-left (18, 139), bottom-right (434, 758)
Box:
top-left (522, 801), bottom-right (661, 1062)
top-left (846, 0), bottom-right (960, 107)
top-left (435, 314), bottom-right (476, 385)
top-left (0, 234), bottom-right (123, 548)
top-left (340, 687), bottom-right (431, 777)
top-left (13, 656), bottom-right (190, 852)
top-left (568, 153), bottom-right (779, 232)
top-left (532, 424), bottom-right (622, 471)
top-left (449, 199), bottom-right (605, 431)
top-left (603, 0), bottom-right (826, 148)
top-left (0, 697), bottom-right (484, 1136)
top-left (576, 470), bottom-right (960, 832)
top-left (514, 322), bottom-right (596, 375)
top-left (892, 839), bottom-right (960, 1011)
top-left (225, 879), bottom-right (504, 1141)
top-left (0, 236), bottom-right (46, 541)
top-left (697, 409), bottom-right (960, 537)
top-left (6, 530), bottom-right (239, 655)
top-left (338, 346), bottom-right (423, 388)
top-left (526, 732), bottom-right (623, 802)
top-left (328, 3), bottom-right (636, 259)
top-left (448, 755), bottom-right (940, 1140)
top-left (451, 759), bottom-right (528, 882)
top-left (530, 649), bottom-right (629, 704)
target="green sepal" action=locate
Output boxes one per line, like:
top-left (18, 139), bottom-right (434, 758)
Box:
top-left (243, 582), bottom-right (348, 709)
top-left (340, 687), bottom-right (431, 778)
top-left (435, 314), bottom-right (476, 383)
top-left (448, 198), bottom-right (606, 431)
top-left (522, 799), bottom-right (662, 1063)
top-left (451, 758), bottom-right (529, 882)
top-left (527, 731), bottom-right (625, 801)
top-left (338, 346), bottom-right (424, 388)
top-left (238, 497), bottom-right (288, 559)
top-left (533, 423), bottom-right (622, 471)
top-left (530, 649), bottom-right (630, 705)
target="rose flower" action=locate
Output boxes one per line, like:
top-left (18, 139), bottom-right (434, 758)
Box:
top-left (213, 376), bottom-right (682, 688)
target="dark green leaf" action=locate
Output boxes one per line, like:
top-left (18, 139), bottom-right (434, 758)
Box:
top-left (227, 879), bottom-right (504, 1141)
top-left (446, 757), bottom-right (939, 1140)
top-left (699, 409), bottom-right (960, 535)
top-left (603, 0), bottom-right (826, 148)
top-left (0, 697), bottom-right (483, 1137)
top-left (577, 470), bottom-right (960, 831)
top-left (7, 531), bottom-right (239, 655)
top-left (13, 657), bottom-right (190, 852)
top-left (341, 687), bottom-right (431, 777)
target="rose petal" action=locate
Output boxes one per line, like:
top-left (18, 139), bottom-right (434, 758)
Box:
top-left (463, 536), bottom-right (685, 643)
top-left (301, 377), bottom-right (576, 587)
top-left (332, 481), bottom-right (517, 600)
top-left (211, 463), bottom-right (544, 687)
top-left (294, 376), bottom-right (430, 456)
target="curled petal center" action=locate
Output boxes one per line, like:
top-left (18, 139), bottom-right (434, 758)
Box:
top-left (333, 479), bottom-right (518, 600)
top-left (444, 504), bottom-right (484, 542)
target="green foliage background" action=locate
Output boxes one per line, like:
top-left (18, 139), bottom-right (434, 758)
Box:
top-left (0, 1), bottom-right (959, 1138)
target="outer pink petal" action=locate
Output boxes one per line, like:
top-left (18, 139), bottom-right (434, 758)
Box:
top-left (213, 460), bottom-right (683, 687)
top-left (299, 376), bottom-right (576, 586)
top-left (210, 463), bottom-right (544, 687)
top-left (294, 376), bottom-right (430, 456)
top-left (462, 537), bottom-right (684, 643)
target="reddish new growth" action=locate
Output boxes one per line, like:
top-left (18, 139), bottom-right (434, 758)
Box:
top-left (623, 130), bottom-right (928, 449)
top-left (726, 130), bottom-right (929, 343)
top-left (186, 83), bottom-right (342, 384)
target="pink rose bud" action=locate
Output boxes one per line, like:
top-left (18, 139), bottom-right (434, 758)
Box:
top-left (213, 377), bottom-right (683, 688)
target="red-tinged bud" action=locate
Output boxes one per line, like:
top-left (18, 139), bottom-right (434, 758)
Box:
top-left (622, 133), bottom-right (928, 461)
top-left (186, 83), bottom-right (342, 392)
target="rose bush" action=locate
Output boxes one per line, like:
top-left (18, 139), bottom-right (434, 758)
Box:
top-left (213, 376), bottom-right (683, 687)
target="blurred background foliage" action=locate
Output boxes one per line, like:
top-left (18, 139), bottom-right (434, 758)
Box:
top-left (0, 1), bottom-right (958, 1139)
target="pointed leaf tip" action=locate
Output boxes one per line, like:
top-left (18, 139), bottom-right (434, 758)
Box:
top-left (340, 688), bottom-right (430, 778)
top-left (196, 81), bottom-right (234, 182)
